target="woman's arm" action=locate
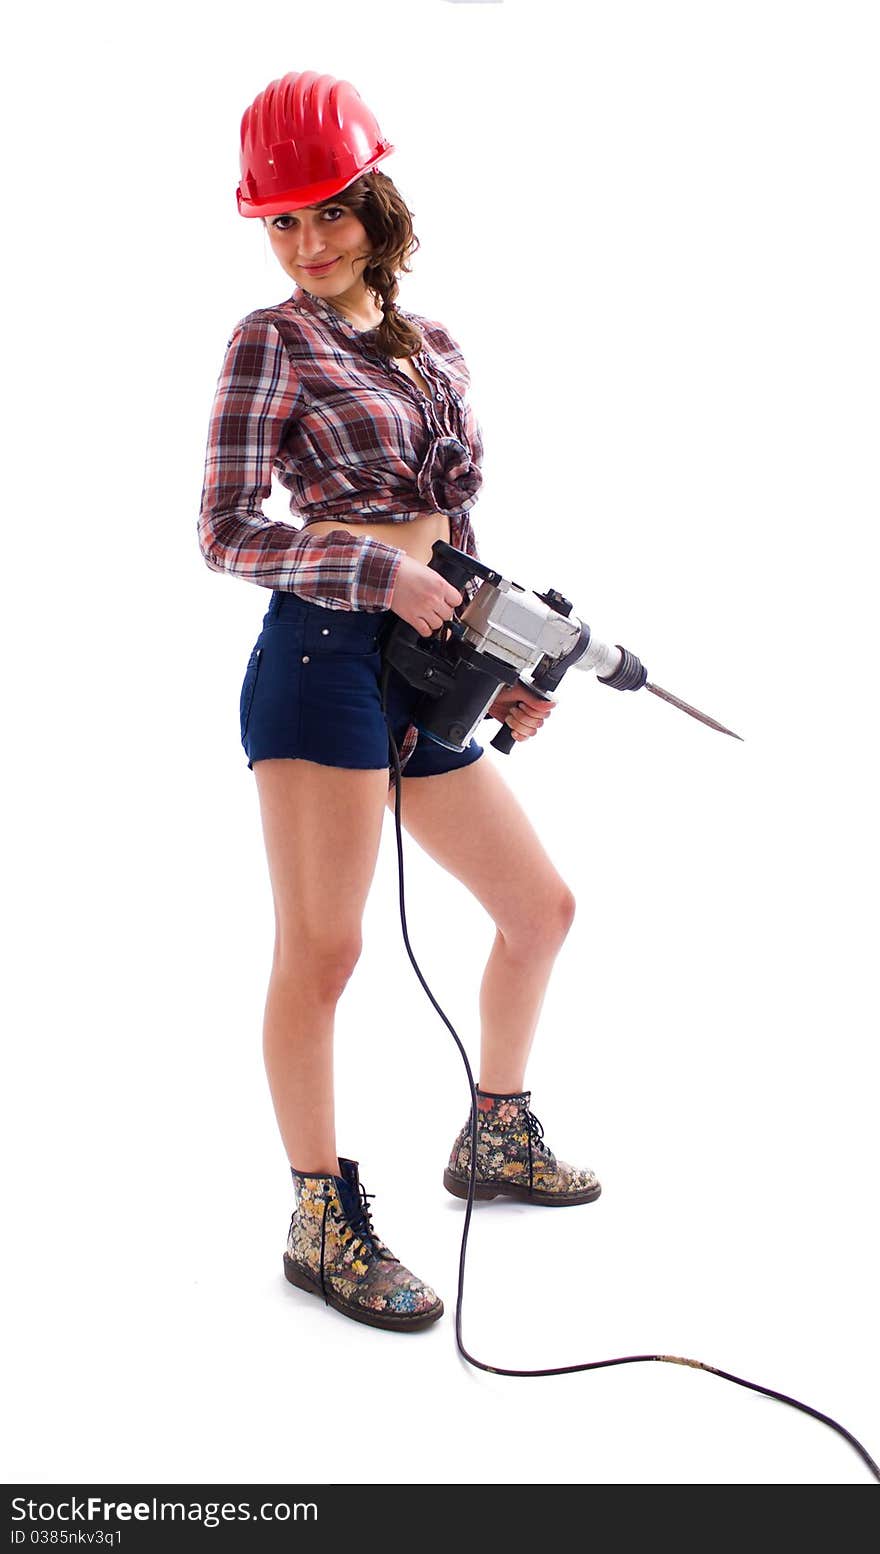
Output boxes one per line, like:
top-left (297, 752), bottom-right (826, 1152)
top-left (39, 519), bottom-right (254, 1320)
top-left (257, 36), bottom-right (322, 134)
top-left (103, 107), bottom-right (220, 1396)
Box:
top-left (197, 314), bottom-right (405, 610)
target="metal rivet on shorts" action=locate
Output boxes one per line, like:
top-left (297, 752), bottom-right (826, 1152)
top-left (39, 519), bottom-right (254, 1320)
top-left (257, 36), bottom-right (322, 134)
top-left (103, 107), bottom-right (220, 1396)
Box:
top-left (302, 655), bottom-right (310, 664)
top-left (321, 627), bottom-right (330, 635)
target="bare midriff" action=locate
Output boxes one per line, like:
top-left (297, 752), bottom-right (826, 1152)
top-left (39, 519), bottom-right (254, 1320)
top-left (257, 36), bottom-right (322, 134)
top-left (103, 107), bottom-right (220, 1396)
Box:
top-left (301, 511), bottom-right (451, 569)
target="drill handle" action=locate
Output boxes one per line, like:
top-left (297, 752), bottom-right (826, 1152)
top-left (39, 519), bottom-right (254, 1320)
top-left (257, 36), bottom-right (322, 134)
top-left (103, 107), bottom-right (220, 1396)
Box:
top-left (491, 724), bottom-right (516, 755)
top-left (489, 681), bottom-right (557, 755)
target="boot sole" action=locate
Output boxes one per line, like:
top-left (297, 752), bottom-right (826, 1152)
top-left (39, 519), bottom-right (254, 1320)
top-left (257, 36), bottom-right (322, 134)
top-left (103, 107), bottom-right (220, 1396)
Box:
top-left (283, 1254), bottom-right (444, 1332)
top-left (443, 1167), bottom-right (602, 1206)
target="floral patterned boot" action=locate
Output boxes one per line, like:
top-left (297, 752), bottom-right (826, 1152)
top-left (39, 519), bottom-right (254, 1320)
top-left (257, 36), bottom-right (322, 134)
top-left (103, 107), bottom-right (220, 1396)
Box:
top-left (443, 1088), bottom-right (601, 1206)
top-left (283, 1156), bottom-right (444, 1331)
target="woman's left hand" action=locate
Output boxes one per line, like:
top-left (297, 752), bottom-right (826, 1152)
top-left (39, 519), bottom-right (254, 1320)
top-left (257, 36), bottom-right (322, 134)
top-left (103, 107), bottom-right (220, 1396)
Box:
top-left (485, 685), bottom-right (557, 741)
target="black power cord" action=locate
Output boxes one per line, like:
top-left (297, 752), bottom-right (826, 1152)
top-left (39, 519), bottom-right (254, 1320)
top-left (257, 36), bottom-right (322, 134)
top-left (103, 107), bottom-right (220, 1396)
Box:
top-left (380, 663), bottom-right (880, 1485)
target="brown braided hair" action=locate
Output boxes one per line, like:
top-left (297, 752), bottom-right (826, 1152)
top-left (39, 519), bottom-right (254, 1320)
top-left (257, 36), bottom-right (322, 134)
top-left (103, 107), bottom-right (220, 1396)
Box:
top-left (263, 169), bottom-right (423, 360)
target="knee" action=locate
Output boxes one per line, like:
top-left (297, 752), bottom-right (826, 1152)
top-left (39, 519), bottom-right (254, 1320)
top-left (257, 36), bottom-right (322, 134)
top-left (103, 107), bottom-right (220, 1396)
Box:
top-left (505, 883), bottom-right (576, 955)
top-left (274, 931), bottom-right (364, 1002)
top-left (558, 885), bottom-right (577, 937)
top-left (551, 884), bottom-right (577, 946)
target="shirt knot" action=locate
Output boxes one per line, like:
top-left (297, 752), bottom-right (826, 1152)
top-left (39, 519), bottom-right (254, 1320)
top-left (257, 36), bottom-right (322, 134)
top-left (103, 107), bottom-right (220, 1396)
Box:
top-left (416, 435), bottom-right (483, 515)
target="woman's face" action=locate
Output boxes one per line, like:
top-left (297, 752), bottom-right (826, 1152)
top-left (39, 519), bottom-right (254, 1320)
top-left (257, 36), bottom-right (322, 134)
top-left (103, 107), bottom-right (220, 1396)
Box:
top-left (262, 203), bottom-right (373, 299)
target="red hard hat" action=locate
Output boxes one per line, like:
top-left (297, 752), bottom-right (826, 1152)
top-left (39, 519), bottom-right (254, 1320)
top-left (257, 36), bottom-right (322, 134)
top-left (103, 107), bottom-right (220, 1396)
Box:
top-left (236, 70), bottom-right (396, 218)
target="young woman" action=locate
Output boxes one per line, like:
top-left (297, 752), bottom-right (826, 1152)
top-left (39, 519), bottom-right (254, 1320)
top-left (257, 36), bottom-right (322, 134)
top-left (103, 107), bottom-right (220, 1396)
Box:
top-left (198, 69), bottom-right (600, 1334)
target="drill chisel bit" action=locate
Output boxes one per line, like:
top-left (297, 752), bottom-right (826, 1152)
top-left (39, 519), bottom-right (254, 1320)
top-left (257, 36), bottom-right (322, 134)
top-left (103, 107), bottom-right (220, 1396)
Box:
top-left (646, 682), bottom-right (743, 741)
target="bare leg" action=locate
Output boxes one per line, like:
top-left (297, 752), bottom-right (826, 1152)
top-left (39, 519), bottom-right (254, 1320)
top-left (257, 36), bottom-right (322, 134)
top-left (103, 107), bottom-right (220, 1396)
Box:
top-left (253, 758), bottom-right (390, 1174)
top-left (386, 759), bottom-right (576, 1092)
top-left (476, 933), bottom-right (572, 1094)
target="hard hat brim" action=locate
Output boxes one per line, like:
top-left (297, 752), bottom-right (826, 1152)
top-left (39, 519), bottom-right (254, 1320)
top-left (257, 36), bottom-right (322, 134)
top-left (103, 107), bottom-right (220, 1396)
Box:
top-left (237, 144), bottom-right (395, 219)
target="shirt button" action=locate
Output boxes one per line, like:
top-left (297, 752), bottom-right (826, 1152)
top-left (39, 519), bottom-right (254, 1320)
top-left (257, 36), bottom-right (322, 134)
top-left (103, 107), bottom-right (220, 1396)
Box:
top-left (321, 627), bottom-right (330, 635)
top-left (302, 655), bottom-right (310, 664)
top-left (435, 391), bottom-right (445, 401)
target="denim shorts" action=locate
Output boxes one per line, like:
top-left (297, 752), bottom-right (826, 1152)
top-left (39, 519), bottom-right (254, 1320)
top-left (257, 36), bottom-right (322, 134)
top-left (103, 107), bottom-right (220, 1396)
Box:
top-left (238, 589), bottom-right (485, 779)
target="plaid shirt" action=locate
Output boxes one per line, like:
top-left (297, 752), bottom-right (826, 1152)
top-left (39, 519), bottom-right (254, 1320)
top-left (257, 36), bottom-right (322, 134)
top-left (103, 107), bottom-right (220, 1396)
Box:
top-left (197, 284), bottom-right (487, 773)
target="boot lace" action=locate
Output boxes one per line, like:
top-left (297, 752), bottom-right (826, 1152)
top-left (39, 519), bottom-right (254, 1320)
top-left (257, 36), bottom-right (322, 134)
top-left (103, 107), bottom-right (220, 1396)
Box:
top-left (524, 1106), bottom-right (552, 1192)
top-left (339, 1183), bottom-right (380, 1252)
top-left (525, 1107), bottom-right (552, 1154)
top-left (318, 1182), bottom-right (398, 1301)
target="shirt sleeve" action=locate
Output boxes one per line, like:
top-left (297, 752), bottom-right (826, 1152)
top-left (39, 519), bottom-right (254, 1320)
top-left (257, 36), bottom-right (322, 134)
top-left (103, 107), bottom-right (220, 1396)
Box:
top-left (197, 314), bottom-right (405, 611)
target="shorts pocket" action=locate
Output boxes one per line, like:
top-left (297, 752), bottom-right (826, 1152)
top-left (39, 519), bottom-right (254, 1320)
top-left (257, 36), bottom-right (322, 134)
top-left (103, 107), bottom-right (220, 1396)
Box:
top-left (304, 612), bottom-right (384, 662)
top-left (308, 629), bottom-right (382, 662)
top-left (239, 645), bottom-right (263, 743)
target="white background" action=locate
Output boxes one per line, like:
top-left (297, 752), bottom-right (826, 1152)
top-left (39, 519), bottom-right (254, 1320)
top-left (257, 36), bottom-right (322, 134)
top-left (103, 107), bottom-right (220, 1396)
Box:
top-left (3, 0), bottom-right (878, 1489)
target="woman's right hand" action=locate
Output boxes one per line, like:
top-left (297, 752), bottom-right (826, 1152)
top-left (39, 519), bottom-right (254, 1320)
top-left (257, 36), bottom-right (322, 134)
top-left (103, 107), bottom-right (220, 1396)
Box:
top-left (389, 554), bottom-right (463, 638)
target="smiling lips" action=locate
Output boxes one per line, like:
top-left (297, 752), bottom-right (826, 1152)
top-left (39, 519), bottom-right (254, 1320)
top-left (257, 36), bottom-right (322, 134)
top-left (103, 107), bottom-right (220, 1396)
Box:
top-left (302, 258), bottom-right (339, 274)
